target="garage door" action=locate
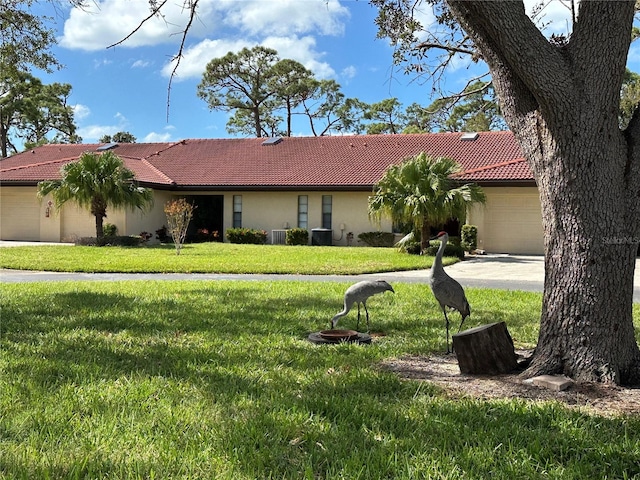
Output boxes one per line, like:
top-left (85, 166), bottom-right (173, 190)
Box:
top-left (477, 187), bottom-right (544, 255)
top-left (0, 187), bottom-right (40, 241)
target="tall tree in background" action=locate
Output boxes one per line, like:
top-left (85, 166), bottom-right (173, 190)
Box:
top-left (363, 98), bottom-right (404, 134)
top-left (37, 151), bottom-right (153, 240)
top-left (374, 0), bottom-right (640, 384)
top-left (0, 70), bottom-right (78, 158)
top-left (99, 132), bottom-right (137, 143)
top-left (197, 46), bottom-right (280, 137)
top-left (439, 81), bottom-right (505, 132)
top-left (400, 82), bottom-right (505, 133)
top-left (270, 59), bottom-right (316, 137)
top-left (300, 79), bottom-right (366, 136)
top-left (620, 69), bottom-right (640, 129)
top-left (0, 0), bottom-right (61, 73)
top-left (197, 46), bottom-right (317, 138)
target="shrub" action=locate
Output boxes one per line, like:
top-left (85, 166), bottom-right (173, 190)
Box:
top-left (103, 223), bottom-right (118, 236)
top-left (155, 226), bottom-right (171, 243)
top-left (424, 236), bottom-right (465, 259)
top-left (357, 231), bottom-right (395, 247)
top-left (461, 224), bottom-right (479, 252)
top-left (226, 228), bottom-right (267, 245)
top-left (192, 228), bottom-right (220, 243)
top-left (139, 232), bottom-right (153, 244)
top-left (75, 236), bottom-right (143, 247)
top-left (286, 228), bottom-right (308, 246)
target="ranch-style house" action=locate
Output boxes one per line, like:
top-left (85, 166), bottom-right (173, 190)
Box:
top-left (0, 131), bottom-right (543, 254)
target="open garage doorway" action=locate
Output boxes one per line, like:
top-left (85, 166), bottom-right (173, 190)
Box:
top-left (184, 195), bottom-right (224, 242)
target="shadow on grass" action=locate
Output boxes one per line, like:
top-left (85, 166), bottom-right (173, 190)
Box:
top-left (2, 282), bottom-right (640, 479)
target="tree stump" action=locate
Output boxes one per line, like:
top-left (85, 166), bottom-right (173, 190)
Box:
top-left (452, 321), bottom-right (518, 375)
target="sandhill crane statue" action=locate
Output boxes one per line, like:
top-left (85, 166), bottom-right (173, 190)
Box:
top-left (429, 231), bottom-right (470, 353)
top-left (331, 280), bottom-right (395, 332)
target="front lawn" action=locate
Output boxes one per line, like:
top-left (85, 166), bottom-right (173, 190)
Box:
top-left (2, 280), bottom-right (639, 479)
top-left (0, 243), bottom-right (448, 274)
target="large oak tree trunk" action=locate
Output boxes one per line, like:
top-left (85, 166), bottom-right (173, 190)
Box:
top-left (447, 0), bottom-right (640, 384)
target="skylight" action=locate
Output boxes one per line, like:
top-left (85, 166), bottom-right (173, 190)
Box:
top-left (96, 142), bottom-right (119, 151)
top-left (261, 137), bottom-right (282, 146)
top-left (460, 132), bottom-right (479, 141)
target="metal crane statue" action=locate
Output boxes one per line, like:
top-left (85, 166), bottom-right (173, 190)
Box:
top-left (429, 231), bottom-right (470, 353)
top-left (331, 280), bottom-right (395, 332)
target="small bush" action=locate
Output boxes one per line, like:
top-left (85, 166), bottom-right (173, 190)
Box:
top-left (461, 224), bottom-right (479, 252)
top-left (226, 228), bottom-right (267, 245)
top-left (192, 228), bottom-right (220, 243)
top-left (358, 231), bottom-right (395, 247)
top-left (403, 241), bottom-right (422, 255)
top-left (424, 237), bottom-right (465, 259)
top-left (139, 232), bottom-right (153, 244)
top-left (103, 223), bottom-right (118, 236)
top-left (286, 228), bottom-right (308, 246)
top-left (155, 226), bottom-right (171, 243)
top-left (75, 236), bottom-right (143, 247)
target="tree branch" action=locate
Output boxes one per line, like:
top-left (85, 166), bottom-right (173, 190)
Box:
top-left (106, 0), bottom-right (170, 50)
top-left (415, 41), bottom-right (475, 56)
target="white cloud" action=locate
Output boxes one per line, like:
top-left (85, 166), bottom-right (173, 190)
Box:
top-left (341, 65), bottom-right (357, 80)
top-left (263, 35), bottom-right (334, 78)
top-left (73, 104), bottom-right (91, 120)
top-left (131, 59), bottom-right (151, 68)
top-left (93, 58), bottom-right (113, 69)
top-left (161, 38), bottom-right (252, 79)
top-left (59, 0), bottom-right (225, 50)
top-left (77, 112), bottom-right (129, 142)
top-left (524, 0), bottom-right (576, 36)
top-left (217, 0), bottom-right (349, 37)
top-left (77, 125), bottom-right (118, 142)
top-left (162, 35), bottom-right (335, 81)
top-left (60, 0), bottom-right (349, 52)
top-left (142, 131), bottom-right (173, 142)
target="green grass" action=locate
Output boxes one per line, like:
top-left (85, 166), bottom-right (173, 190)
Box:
top-left (0, 243), bottom-right (451, 274)
top-left (2, 281), bottom-right (640, 479)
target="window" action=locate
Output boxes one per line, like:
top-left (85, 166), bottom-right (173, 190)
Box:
top-left (233, 195), bottom-right (242, 228)
top-left (322, 195), bottom-right (332, 229)
top-left (298, 195), bottom-right (308, 229)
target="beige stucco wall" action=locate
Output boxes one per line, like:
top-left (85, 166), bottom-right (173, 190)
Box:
top-left (176, 190), bottom-right (392, 246)
top-left (467, 186), bottom-right (543, 255)
top-left (1, 186), bottom-right (543, 253)
top-left (0, 187), bottom-right (173, 243)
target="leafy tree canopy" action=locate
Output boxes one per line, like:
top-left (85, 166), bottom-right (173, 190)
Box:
top-left (0, 70), bottom-right (79, 158)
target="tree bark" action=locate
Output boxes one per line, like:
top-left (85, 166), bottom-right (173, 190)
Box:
top-left (453, 322), bottom-right (518, 375)
top-left (446, 0), bottom-right (640, 384)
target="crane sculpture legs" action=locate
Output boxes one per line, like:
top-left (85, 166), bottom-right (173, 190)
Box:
top-left (442, 306), bottom-right (468, 354)
top-left (355, 303), bottom-right (370, 332)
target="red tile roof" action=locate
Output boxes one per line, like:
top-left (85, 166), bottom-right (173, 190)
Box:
top-left (0, 132), bottom-right (533, 188)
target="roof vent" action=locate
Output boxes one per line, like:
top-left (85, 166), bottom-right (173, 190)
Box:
top-left (96, 142), bottom-right (119, 151)
top-left (460, 132), bottom-right (479, 141)
top-left (261, 137), bottom-right (282, 146)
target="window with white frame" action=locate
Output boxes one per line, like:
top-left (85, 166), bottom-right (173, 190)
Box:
top-left (233, 195), bottom-right (242, 228)
top-left (322, 195), bottom-right (332, 229)
top-left (298, 195), bottom-right (308, 229)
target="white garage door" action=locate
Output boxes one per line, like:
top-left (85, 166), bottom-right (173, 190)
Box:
top-left (0, 187), bottom-right (40, 241)
top-left (473, 187), bottom-right (544, 255)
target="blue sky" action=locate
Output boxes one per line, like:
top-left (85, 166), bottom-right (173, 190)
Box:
top-left (32, 0), bottom-right (640, 144)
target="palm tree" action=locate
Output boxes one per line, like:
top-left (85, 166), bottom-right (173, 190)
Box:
top-left (368, 152), bottom-right (486, 253)
top-left (37, 151), bottom-right (153, 240)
